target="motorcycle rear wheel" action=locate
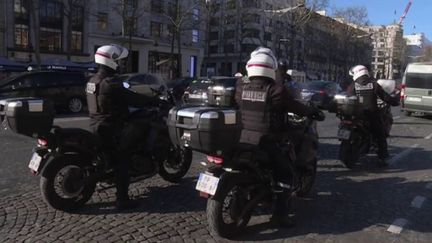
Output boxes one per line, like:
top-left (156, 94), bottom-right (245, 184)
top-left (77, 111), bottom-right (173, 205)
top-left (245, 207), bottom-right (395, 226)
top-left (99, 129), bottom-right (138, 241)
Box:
top-left (40, 155), bottom-right (95, 211)
top-left (158, 147), bottom-right (192, 183)
top-left (207, 180), bottom-right (252, 239)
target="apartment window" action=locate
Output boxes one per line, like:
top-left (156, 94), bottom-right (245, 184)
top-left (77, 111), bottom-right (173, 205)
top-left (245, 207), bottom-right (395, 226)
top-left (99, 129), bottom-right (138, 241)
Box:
top-left (227, 0), bottom-right (236, 9)
top-left (151, 22), bottom-right (163, 37)
top-left (224, 30), bottom-right (235, 39)
top-left (39, 0), bottom-right (63, 28)
top-left (210, 31), bottom-right (218, 40)
top-left (192, 8), bottom-right (200, 21)
top-left (14, 0), bottom-right (28, 21)
top-left (265, 3), bottom-right (273, 10)
top-left (224, 44), bottom-right (234, 53)
top-left (124, 17), bottom-right (137, 35)
top-left (166, 24), bottom-right (174, 38)
top-left (243, 14), bottom-right (260, 24)
top-left (242, 0), bottom-right (259, 8)
top-left (71, 31), bottom-right (82, 52)
top-left (243, 28), bottom-right (260, 38)
top-left (151, 0), bottom-right (164, 14)
top-left (209, 45), bottom-right (218, 54)
top-left (224, 16), bottom-right (235, 25)
top-left (14, 24), bottom-right (29, 49)
top-left (241, 44), bottom-right (257, 54)
top-left (192, 30), bottom-right (199, 43)
top-left (71, 5), bottom-right (84, 30)
top-left (167, 2), bottom-right (176, 16)
top-left (40, 28), bottom-right (62, 51)
top-left (264, 32), bottom-right (272, 41)
top-left (210, 17), bottom-right (219, 25)
top-left (97, 13), bottom-right (108, 30)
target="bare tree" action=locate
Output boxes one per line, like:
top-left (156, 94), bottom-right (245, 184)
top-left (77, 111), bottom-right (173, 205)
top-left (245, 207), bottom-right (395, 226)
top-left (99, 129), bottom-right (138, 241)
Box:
top-left (63, 0), bottom-right (87, 61)
top-left (163, 0), bottom-right (202, 78)
top-left (112, 0), bottom-right (145, 73)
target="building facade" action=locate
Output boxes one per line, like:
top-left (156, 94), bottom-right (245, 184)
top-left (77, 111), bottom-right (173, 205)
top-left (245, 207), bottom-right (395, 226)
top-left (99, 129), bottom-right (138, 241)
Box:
top-left (0, 0), bottom-right (6, 57)
top-left (304, 12), bottom-right (372, 82)
top-left (203, 0), bottom-right (299, 76)
top-left (3, 0), bottom-right (205, 78)
top-left (366, 25), bottom-right (406, 80)
top-left (404, 33), bottom-right (431, 63)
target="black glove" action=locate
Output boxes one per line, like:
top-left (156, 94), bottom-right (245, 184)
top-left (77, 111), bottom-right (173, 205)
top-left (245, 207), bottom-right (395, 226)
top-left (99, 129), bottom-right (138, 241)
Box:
top-left (309, 108), bottom-right (325, 121)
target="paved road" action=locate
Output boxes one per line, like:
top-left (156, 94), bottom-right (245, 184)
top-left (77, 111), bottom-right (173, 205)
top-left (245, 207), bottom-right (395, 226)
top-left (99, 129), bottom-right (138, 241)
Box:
top-left (0, 108), bottom-right (431, 242)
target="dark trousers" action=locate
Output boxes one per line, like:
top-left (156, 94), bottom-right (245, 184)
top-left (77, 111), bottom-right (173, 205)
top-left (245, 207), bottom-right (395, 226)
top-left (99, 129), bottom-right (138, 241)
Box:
top-left (92, 120), bottom-right (148, 200)
top-left (367, 114), bottom-right (389, 159)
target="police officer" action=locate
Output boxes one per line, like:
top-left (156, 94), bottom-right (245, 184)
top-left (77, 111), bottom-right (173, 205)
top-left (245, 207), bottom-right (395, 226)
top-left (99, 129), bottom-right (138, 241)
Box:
top-left (86, 44), bottom-right (159, 209)
top-left (235, 47), bottom-right (324, 227)
top-left (347, 65), bottom-right (398, 166)
top-left (275, 58), bottom-right (301, 99)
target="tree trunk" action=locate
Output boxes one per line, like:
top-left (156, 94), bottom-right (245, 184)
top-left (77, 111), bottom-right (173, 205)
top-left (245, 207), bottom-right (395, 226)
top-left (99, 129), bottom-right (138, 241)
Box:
top-left (28, 0), bottom-right (41, 69)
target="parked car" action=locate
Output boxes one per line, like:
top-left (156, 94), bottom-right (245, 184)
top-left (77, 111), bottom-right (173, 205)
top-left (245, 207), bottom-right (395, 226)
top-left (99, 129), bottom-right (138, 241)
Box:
top-left (119, 73), bottom-right (166, 97)
top-left (401, 62), bottom-right (432, 116)
top-left (183, 76), bottom-right (237, 106)
top-left (300, 80), bottom-right (341, 109)
top-left (0, 71), bottom-right (87, 113)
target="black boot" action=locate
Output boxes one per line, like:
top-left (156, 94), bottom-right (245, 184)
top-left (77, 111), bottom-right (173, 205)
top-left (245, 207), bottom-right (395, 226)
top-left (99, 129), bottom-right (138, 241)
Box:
top-left (116, 197), bottom-right (139, 210)
top-left (270, 193), bottom-right (295, 228)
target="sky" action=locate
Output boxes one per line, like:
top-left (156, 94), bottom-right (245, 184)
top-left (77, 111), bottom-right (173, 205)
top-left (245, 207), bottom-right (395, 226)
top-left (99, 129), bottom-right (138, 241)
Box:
top-left (328, 0), bottom-right (432, 39)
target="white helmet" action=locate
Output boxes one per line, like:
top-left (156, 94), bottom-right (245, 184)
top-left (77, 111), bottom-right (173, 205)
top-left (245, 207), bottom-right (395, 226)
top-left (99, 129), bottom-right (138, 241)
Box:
top-left (95, 44), bottom-right (129, 70)
top-left (349, 65), bottom-right (369, 81)
top-left (246, 47), bottom-right (278, 80)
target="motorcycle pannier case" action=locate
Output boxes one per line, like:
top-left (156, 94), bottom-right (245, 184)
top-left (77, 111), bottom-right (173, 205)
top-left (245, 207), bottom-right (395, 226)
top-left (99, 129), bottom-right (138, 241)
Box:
top-left (167, 106), bottom-right (241, 154)
top-left (207, 86), bottom-right (236, 107)
top-left (334, 95), bottom-right (364, 117)
top-left (3, 98), bottom-right (54, 137)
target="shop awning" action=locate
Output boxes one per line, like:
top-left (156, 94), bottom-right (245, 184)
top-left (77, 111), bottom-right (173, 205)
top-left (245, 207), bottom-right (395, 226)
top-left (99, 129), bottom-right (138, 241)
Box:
top-left (0, 57), bottom-right (27, 72)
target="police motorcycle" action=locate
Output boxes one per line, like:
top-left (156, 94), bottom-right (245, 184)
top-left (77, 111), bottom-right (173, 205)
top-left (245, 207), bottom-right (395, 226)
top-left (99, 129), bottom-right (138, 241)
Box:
top-left (0, 86), bottom-right (192, 211)
top-left (332, 79), bottom-right (400, 168)
top-left (167, 102), bottom-right (324, 238)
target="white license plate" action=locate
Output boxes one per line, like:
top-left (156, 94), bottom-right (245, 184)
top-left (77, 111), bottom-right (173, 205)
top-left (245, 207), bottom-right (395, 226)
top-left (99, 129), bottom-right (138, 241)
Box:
top-left (406, 97), bottom-right (421, 102)
top-left (196, 173), bottom-right (220, 195)
top-left (337, 129), bottom-right (351, 140)
top-left (28, 153), bottom-right (42, 172)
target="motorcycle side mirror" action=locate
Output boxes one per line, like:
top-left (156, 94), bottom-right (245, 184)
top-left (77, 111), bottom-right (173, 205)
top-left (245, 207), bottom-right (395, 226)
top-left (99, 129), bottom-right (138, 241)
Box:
top-left (123, 82), bottom-right (131, 89)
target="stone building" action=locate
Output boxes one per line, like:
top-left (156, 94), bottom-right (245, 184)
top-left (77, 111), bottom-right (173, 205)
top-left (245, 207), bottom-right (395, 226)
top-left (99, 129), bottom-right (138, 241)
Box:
top-left (2, 0), bottom-right (205, 78)
top-left (404, 33), bottom-right (431, 63)
top-left (304, 12), bottom-right (372, 82)
top-left (203, 0), bottom-right (300, 76)
top-left (365, 25), bottom-right (406, 80)
top-left (0, 1), bottom-right (6, 57)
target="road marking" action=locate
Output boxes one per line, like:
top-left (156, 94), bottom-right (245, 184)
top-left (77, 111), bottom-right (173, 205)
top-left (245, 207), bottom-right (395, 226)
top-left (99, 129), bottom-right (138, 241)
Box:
top-left (389, 144), bottom-right (420, 166)
top-left (387, 218), bottom-right (408, 234)
top-left (54, 117), bottom-right (89, 123)
top-left (393, 116), bottom-right (401, 120)
top-left (410, 196), bottom-right (426, 209)
top-left (425, 133), bottom-right (432, 140)
top-left (426, 183), bottom-right (432, 190)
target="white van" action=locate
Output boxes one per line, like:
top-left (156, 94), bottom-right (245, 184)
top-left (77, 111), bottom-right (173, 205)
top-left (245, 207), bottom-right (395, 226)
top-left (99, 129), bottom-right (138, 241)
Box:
top-left (401, 62), bottom-right (432, 116)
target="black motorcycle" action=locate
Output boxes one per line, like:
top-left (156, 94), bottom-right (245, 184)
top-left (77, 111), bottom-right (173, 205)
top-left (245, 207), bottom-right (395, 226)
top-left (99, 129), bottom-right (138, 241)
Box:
top-left (195, 113), bottom-right (322, 238)
top-left (27, 89), bottom-right (192, 211)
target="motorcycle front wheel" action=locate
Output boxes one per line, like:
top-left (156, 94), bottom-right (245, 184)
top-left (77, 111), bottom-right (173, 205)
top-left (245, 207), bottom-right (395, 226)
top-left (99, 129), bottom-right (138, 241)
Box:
top-left (207, 178), bottom-right (252, 239)
top-left (40, 155), bottom-right (95, 212)
top-left (158, 146), bottom-right (192, 183)
top-left (339, 140), bottom-right (358, 169)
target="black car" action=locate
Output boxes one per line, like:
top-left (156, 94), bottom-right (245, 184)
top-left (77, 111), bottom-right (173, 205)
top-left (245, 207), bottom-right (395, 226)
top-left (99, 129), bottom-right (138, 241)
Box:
top-left (0, 71), bottom-right (87, 113)
top-left (166, 77), bottom-right (195, 101)
top-left (183, 76), bottom-right (237, 106)
top-left (119, 73), bottom-right (166, 97)
top-left (300, 80), bottom-right (341, 109)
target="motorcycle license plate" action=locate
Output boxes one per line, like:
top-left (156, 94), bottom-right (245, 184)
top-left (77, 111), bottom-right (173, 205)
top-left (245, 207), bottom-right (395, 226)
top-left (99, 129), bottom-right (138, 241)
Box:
top-left (338, 129), bottom-right (351, 140)
top-left (196, 173), bottom-right (220, 196)
top-left (28, 153), bottom-right (42, 172)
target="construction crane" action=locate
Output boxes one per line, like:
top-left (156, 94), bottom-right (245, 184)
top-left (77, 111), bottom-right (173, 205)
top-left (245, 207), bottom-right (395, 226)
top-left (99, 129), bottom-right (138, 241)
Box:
top-left (398, 0), bottom-right (413, 25)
